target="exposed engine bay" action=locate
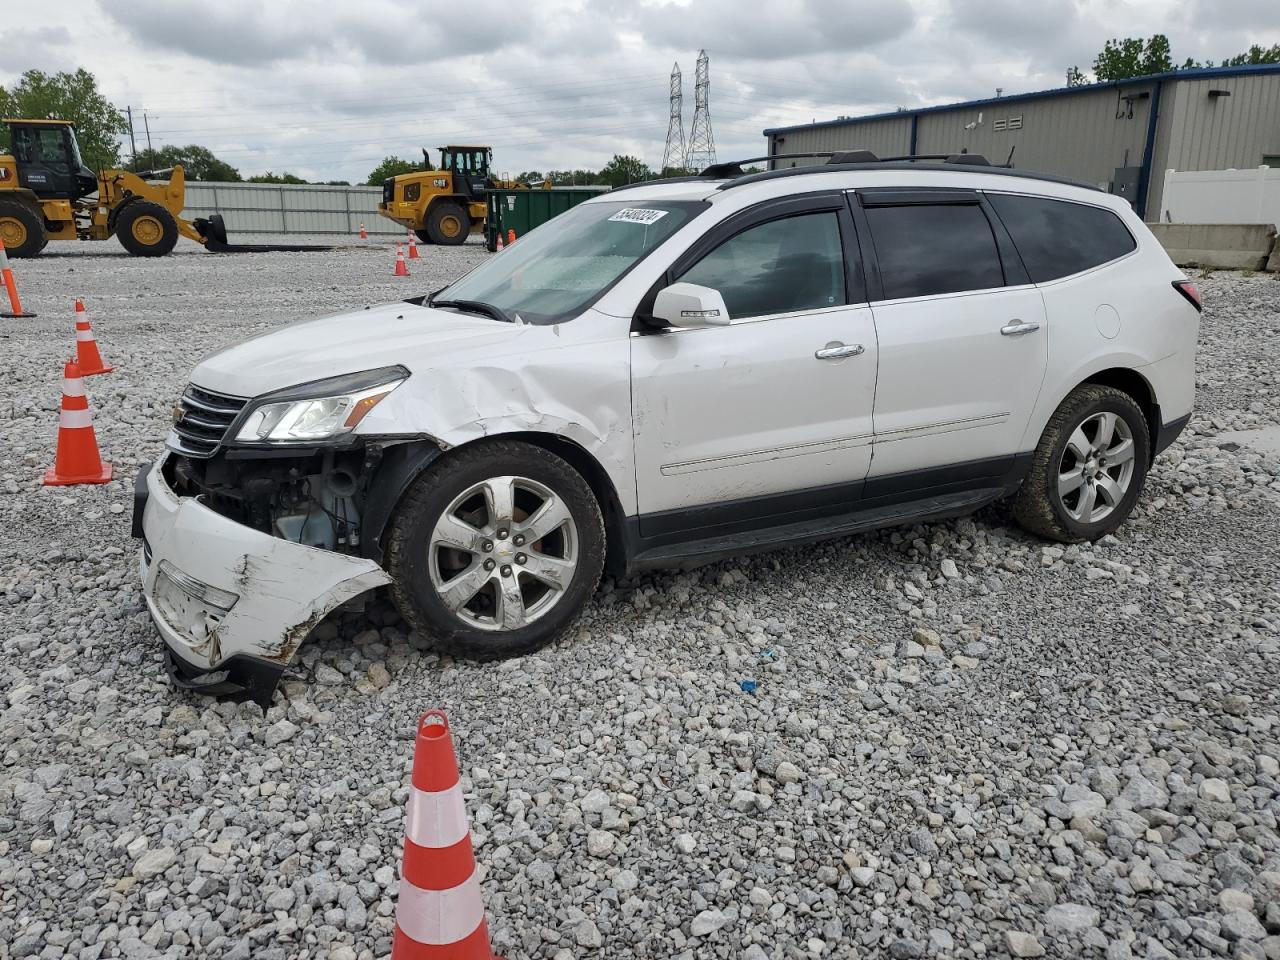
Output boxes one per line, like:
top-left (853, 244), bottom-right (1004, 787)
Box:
top-left (164, 444), bottom-right (381, 554)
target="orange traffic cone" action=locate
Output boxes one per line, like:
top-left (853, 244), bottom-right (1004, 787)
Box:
top-left (507, 229), bottom-right (515, 246)
top-left (74, 300), bottom-right (113, 376)
top-left (359, 222), bottom-right (368, 239)
top-left (44, 360), bottom-right (112, 486)
top-left (407, 233), bottom-right (420, 259)
top-left (394, 244), bottom-right (410, 276)
top-left (392, 712), bottom-right (505, 960)
top-left (495, 234), bottom-right (504, 252)
top-left (0, 237), bottom-right (36, 318)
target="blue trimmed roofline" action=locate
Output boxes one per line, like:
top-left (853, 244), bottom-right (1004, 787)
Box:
top-left (762, 63), bottom-right (1280, 136)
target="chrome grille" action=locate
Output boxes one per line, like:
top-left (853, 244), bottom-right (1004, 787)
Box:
top-left (166, 384), bottom-right (247, 458)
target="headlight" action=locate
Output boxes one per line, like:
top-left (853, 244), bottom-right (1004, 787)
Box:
top-left (235, 368), bottom-right (406, 444)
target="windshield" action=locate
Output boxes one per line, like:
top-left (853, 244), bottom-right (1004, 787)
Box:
top-left (434, 199), bottom-right (706, 325)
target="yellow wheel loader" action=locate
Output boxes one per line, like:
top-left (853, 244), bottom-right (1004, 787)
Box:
top-left (0, 118), bottom-right (231, 258)
top-left (377, 145), bottom-right (545, 246)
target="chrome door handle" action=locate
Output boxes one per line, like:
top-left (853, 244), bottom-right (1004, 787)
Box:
top-left (1000, 320), bottom-right (1041, 336)
top-left (815, 342), bottom-right (865, 360)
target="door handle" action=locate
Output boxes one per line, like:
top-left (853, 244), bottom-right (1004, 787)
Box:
top-left (1000, 320), bottom-right (1041, 336)
top-left (815, 342), bottom-right (865, 360)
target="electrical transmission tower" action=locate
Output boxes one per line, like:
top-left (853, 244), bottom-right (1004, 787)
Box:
top-left (685, 50), bottom-right (716, 171)
top-left (660, 63), bottom-right (686, 175)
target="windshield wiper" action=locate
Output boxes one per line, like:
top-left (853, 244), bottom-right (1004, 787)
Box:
top-left (428, 298), bottom-right (512, 324)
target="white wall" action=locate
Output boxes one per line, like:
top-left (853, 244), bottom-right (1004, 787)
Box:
top-left (1159, 166), bottom-right (1280, 229)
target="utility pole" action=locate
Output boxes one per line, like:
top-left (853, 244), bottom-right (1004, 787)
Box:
top-left (660, 62), bottom-right (686, 175)
top-left (685, 50), bottom-right (716, 171)
top-left (125, 106), bottom-right (138, 168)
top-left (142, 110), bottom-right (153, 155)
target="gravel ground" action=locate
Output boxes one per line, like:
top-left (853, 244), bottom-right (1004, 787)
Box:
top-left (2, 236), bottom-right (1280, 960)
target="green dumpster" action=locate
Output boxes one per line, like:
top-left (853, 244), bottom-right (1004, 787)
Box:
top-left (484, 186), bottom-right (609, 251)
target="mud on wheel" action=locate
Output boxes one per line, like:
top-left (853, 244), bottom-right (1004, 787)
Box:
top-left (386, 440), bottom-right (606, 660)
top-left (1013, 384), bottom-right (1150, 543)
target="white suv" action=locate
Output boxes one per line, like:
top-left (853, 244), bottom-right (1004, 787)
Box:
top-left (134, 153), bottom-right (1200, 704)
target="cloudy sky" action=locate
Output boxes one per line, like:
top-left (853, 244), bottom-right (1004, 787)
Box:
top-left (4, 0), bottom-right (1277, 183)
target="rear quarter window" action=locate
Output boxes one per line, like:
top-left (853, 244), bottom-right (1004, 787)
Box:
top-left (987, 193), bottom-right (1136, 283)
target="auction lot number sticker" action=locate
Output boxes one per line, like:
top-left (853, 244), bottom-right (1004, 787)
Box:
top-left (608, 208), bottom-right (669, 225)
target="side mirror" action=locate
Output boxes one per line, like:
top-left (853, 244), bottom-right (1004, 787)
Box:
top-left (652, 282), bottom-right (732, 329)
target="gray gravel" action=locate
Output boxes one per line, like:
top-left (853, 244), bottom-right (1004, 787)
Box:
top-left (2, 238), bottom-right (1279, 960)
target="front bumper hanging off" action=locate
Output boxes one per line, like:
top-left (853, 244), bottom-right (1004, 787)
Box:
top-left (133, 458), bottom-right (391, 707)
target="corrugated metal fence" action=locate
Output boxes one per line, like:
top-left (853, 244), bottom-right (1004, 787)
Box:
top-left (182, 182), bottom-right (401, 235)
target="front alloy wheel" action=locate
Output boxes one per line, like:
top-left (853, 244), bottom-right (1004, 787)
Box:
top-left (429, 476), bottom-right (578, 630)
top-left (387, 440), bottom-right (605, 660)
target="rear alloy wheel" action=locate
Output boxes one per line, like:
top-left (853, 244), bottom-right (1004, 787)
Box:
top-left (0, 198), bottom-right (46, 258)
top-left (115, 200), bottom-right (179, 257)
top-left (426, 201), bottom-right (468, 246)
top-left (1013, 384), bottom-right (1150, 542)
top-left (387, 441), bottom-right (605, 659)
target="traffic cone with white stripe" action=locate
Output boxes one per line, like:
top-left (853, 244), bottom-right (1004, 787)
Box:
top-left (394, 244), bottom-right (410, 276)
top-left (359, 222), bottom-right (368, 239)
top-left (0, 237), bottom-right (36, 318)
top-left (407, 233), bottom-right (420, 259)
top-left (74, 300), bottom-right (113, 376)
top-left (392, 711), bottom-right (504, 960)
top-left (44, 360), bottom-right (112, 486)
top-left (494, 234), bottom-right (504, 252)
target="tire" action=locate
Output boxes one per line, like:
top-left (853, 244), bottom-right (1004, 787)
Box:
top-left (386, 440), bottom-right (605, 660)
top-left (0, 198), bottom-right (46, 258)
top-left (425, 201), bottom-right (468, 246)
top-left (414, 228), bottom-right (432, 245)
top-left (1013, 384), bottom-right (1150, 543)
top-left (115, 200), bottom-right (179, 257)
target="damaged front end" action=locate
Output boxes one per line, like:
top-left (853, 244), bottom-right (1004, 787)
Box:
top-left (136, 436), bottom-right (436, 708)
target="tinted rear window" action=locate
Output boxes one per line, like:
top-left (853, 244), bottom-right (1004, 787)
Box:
top-left (988, 194), bottom-right (1136, 282)
top-left (864, 203), bottom-right (1005, 300)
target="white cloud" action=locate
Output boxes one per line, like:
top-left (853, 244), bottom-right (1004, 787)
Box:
top-left (1, 0), bottom-right (1274, 182)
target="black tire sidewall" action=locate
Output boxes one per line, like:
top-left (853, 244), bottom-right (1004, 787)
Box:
top-left (427, 202), bottom-right (468, 246)
top-left (388, 444), bottom-right (604, 658)
top-left (116, 201), bottom-right (179, 256)
top-left (1044, 393), bottom-right (1150, 540)
top-left (0, 200), bottom-right (46, 258)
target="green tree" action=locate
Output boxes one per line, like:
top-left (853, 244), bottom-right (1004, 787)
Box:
top-left (660, 165), bottom-right (696, 177)
top-left (0, 68), bottom-right (126, 170)
top-left (516, 169), bottom-right (546, 183)
top-left (133, 144), bottom-right (241, 181)
top-left (545, 169), bottom-right (599, 186)
top-left (1221, 44), bottom-right (1280, 66)
top-left (598, 154), bottom-right (651, 187)
top-left (1093, 34), bottom-right (1174, 81)
top-left (365, 155), bottom-right (421, 186)
top-left (324, 180), bottom-right (351, 186)
top-left (246, 171), bottom-right (308, 184)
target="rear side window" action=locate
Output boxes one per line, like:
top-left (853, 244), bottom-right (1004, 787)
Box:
top-left (987, 194), bottom-right (1136, 282)
top-left (679, 211), bottom-right (846, 319)
top-left (864, 204), bottom-right (1004, 299)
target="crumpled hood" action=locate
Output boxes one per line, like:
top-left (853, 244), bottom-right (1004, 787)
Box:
top-left (191, 301), bottom-right (519, 398)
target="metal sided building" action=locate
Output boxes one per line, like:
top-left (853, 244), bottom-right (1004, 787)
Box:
top-left (763, 64), bottom-right (1280, 221)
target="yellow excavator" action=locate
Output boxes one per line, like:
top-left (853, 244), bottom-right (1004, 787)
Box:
top-left (0, 118), bottom-right (231, 257)
top-left (377, 145), bottom-right (545, 245)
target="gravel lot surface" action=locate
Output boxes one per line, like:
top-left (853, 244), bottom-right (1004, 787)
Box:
top-left (2, 236), bottom-right (1280, 960)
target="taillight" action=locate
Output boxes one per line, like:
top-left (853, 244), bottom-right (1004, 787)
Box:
top-left (1173, 280), bottom-right (1202, 312)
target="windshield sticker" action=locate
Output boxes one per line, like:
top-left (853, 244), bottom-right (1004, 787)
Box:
top-left (608, 208), bottom-right (669, 225)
